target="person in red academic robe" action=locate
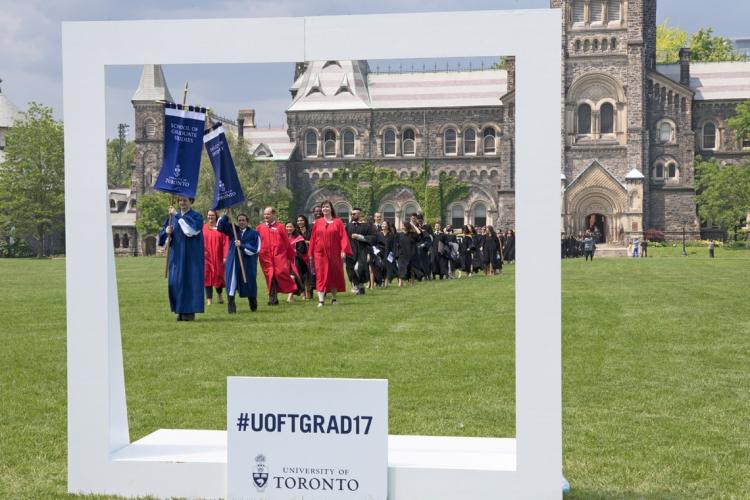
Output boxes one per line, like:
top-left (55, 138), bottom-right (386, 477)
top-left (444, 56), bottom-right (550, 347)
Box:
top-left (256, 206), bottom-right (298, 305)
top-left (203, 209), bottom-right (229, 305)
top-left (307, 200), bottom-right (352, 307)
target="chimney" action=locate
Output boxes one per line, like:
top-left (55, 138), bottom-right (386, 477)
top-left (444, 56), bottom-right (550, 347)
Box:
top-left (679, 48), bottom-right (692, 87)
top-left (505, 56), bottom-right (516, 92)
top-left (238, 108), bottom-right (255, 128)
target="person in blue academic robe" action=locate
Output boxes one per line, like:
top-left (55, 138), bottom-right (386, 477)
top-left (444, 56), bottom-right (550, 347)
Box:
top-left (217, 212), bottom-right (261, 313)
top-left (158, 196), bottom-right (205, 321)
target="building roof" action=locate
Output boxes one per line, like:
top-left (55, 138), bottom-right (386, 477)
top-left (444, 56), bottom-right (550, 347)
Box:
top-left (132, 65), bottom-right (173, 102)
top-left (288, 60), bottom-right (371, 112)
top-left (244, 127), bottom-right (295, 161)
top-left (657, 62), bottom-right (750, 100)
top-left (286, 60), bottom-right (508, 112)
top-left (368, 69), bottom-right (507, 109)
top-left (108, 188), bottom-right (136, 227)
top-left (0, 81), bottom-right (23, 128)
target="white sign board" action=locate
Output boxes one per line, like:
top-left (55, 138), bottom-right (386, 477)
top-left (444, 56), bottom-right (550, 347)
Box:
top-left (227, 377), bottom-right (388, 500)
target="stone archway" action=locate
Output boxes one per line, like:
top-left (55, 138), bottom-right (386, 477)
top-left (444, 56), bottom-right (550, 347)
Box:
top-left (563, 162), bottom-right (628, 243)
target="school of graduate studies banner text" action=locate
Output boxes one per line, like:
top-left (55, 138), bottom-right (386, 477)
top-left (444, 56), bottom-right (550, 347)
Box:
top-left (227, 377), bottom-right (388, 500)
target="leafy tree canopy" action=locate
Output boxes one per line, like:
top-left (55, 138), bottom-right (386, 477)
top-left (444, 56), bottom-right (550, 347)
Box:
top-left (134, 191), bottom-right (170, 237)
top-left (656, 22), bottom-right (742, 64)
top-left (727, 100), bottom-right (750, 146)
top-left (0, 102), bottom-right (65, 257)
top-left (694, 156), bottom-right (750, 240)
top-left (106, 138), bottom-right (135, 188)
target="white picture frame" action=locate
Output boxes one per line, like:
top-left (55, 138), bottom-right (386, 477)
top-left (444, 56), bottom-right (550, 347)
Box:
top-left (63, 9), bottom-right (561, 499)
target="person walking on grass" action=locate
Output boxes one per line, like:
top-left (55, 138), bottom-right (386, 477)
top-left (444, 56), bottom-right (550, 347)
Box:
top-left (218, 212), bottom-right (260, 314)
top-left (709, 239), bottom-right (715, 258)
top-left (158, 196), bottom-right (204, 321)
top-left (202, 209), bottom-right (228, 306)
top-left (308, 200), bottom-right (353, 307)
top-left (256, 206), bottom-right (298, 305)
top-left (583, 231), bottom-right (595, 261)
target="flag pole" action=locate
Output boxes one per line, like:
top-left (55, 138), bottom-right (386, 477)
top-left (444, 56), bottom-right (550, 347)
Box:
top-left (163, 83), bottom-right (190, 279)
top-left (228, 208), bottom-right (248, 284)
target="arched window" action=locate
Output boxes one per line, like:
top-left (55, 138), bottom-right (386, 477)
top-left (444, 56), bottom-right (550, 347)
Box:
top-left (113, 234), bottom-right (121, 249)
top-left (451, 205), bottom-right (465, 228)
top-left (463, 129), bottom-right (476, 154)
top-left (122, 234), bottom-right (130, 249)
top-left (305, 130), bottom-right (318, 157)
top-left (403, 202), bottom-right (419, 222)
top-left (600, 103), bottom-right (614, 134)
top-left (571, 0), bottom-right (585, 23)
top-left (335, 203), bottom-right (350, 222)
top-left (324, 130), bottom-right (336, 157)
top-left (667, 162), bottom-right (677, 178)
top-left (590, 0), bottom-right (605, 23)
top-left (444, 129), bottom-right (457, 155)
top-left (473, 204), bottom-right (487, 227)
top-left (577, 104), bottom-right (592, 135)
top-left (611, 37), bottom-right (617, 49)
top-left (655, 162), bottom-right (664, 178)
top-left (143, 118), bottom-right (156, 138)
top-left (382, 204), bottom-right (396, 226)
top-left (607, 0), bottom-right (621, 22)
top-left (658, 121), bottom-right (674, 143)
top-left (402, 129), bottom-right (415, 156)
top-left (702, 122), bottom-right (717, 150)
top-left (383, 129), bottom-right (396, 156)
top-left (483, 128), bottom-right (496, 154)
top-left (342, 130), bottom-right (355, 157)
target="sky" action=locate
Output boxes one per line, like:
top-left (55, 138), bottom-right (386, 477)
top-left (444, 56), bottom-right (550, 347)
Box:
top-left (1, 0), bottom-right (749, 138)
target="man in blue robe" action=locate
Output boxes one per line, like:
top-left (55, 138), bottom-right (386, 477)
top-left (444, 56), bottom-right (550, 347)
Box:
top-left (217, 212), bottom-right (261, 313)
top-left (158, 196), bottom-right (205, 321)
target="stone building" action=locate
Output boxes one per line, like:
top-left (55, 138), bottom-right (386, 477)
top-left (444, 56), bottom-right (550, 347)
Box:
top-left (127, 0), bottom-right (750, 245)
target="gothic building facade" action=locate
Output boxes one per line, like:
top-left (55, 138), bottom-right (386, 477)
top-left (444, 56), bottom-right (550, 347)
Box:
top-left (127, 0), bottom-right (750, 251)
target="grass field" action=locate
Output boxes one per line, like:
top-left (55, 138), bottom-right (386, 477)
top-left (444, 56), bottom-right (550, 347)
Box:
top-left (0, 247), bottom-right (749, 498)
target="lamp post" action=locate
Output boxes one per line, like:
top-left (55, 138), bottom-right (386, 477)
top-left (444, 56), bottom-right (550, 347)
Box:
top-left (682, 225), bottom-right (687, 256)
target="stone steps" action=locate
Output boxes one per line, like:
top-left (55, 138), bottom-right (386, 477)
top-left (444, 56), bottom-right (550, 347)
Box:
top-left (594, 245), bottom-right (628, 257)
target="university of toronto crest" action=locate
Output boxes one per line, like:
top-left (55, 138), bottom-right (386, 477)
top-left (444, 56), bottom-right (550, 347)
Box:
top-left (252, 454), bottom-right (269, 491)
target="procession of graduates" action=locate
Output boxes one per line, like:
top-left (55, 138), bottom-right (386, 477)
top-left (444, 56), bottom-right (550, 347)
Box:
top-left (159, 196), bottom-right (516, 320)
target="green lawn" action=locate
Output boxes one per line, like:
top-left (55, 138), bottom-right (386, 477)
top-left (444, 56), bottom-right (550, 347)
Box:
top-left (1, 248), bottom-right (748, 498)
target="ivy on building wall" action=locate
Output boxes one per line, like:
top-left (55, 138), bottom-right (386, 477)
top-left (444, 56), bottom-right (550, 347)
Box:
top-left (315, 161), bottom-right (469, 223)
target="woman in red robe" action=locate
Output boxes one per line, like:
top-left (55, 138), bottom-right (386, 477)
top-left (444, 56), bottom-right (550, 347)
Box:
top-left (203, 209), bottom-right (229, 305)
top-left (308, 200), bottom-right (352, 307)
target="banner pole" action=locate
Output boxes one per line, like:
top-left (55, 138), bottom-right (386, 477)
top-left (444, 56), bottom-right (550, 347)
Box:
top-left (164, 195), bottom-right (175, 279)
top-left (228, 208), bottom-right (248, 284)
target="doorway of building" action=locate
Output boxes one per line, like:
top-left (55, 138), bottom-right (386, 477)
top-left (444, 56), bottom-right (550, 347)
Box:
top-left (585, 213), bottom-right (606, 243)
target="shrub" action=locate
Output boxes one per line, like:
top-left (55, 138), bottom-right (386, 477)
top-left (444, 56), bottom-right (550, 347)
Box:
top-left (644, 228), bottom-right (666, 242)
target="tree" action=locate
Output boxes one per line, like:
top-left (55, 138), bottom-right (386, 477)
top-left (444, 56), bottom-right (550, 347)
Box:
top-left (0, 103), bottom-right (65, 257)
top-left (106, 124), bottom-right (135, 188)
top-left (656, 21), bottom-right (688, 64)
top-left (134, 191), bottom-right (171, 237)
top-left (690, 27), bottom-right (743, 63)
top-left (694, 157), bottom-right (750, 240)
top-left (656, 23), bottom-right (743, 64)
top-left (727, 100), bottom-right (750, 146)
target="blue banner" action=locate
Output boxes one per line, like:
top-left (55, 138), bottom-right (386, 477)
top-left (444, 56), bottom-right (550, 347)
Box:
top-left (204, 124), bottom-right (245, 210)
top-left (153, 104), bottom-right (206, 198)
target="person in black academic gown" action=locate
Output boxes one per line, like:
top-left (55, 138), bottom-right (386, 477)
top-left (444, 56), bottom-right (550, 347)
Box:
top-left (218, 212), bottom-right (261, 313)
top-left (459, 224), bottom-right (476, 277)
top-left (482, 226), bottom-right (503, 276)
top-left (295, 215), bottom-right (312, 299)
top-left (414, 213), bottom-right (433, 280)
top-left (374, 220), bottom-right (397, 287)
top-left (472, 226), bottom-right (485, 273)
top-left (345, 207), bottom-right (377, 295)
top-left (158, 196), bottom-right (205, 321)
top-left (503, 229), bottom-right (516, 263)
top-left (396, 220), bottom-right (423, 287)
